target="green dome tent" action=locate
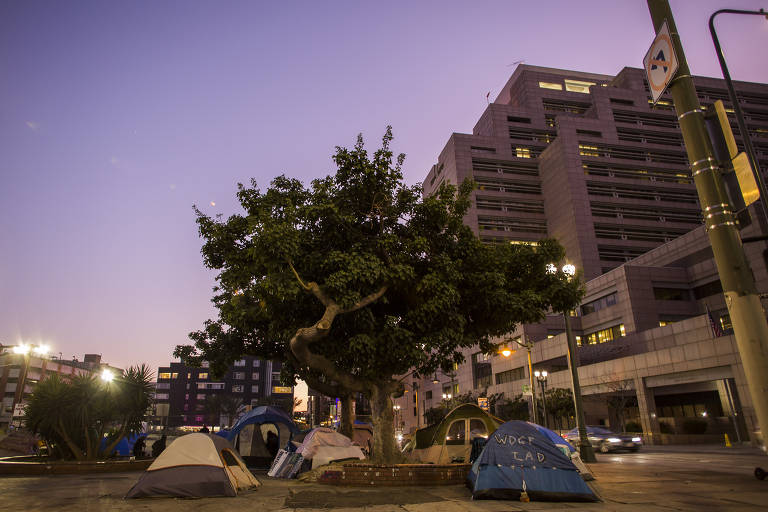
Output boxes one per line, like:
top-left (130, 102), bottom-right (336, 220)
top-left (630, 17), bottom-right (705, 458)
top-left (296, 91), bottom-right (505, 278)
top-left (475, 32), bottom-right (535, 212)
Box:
top-left (404, 403), bottom-right (503, 464)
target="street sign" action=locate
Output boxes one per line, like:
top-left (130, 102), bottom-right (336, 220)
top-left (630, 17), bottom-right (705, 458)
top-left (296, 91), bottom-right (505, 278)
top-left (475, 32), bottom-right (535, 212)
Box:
top-left (522, 384), bottom-right (533, 396)
top-left (643, 20), bottom-right (678, 103)
top-left (12, 403), bottom-right (26, 417)
top-left (477, 397), bottom-right (489, 412)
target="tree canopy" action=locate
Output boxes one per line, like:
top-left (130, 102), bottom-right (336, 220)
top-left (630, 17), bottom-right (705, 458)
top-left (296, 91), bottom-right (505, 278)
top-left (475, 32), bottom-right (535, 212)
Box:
top-left (175, 127), bottom-right (582, 462)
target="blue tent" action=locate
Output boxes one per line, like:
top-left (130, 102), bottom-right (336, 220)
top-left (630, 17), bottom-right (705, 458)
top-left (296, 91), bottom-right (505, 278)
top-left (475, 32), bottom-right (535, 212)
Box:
top-left (219, 405), bottom-right (300, 442)
top-left (217, 406), bottom-right (300, 468)
top-left (99, 433), bottom-right (147, 457)
top-left (467, 420), bottom-right (597, 502)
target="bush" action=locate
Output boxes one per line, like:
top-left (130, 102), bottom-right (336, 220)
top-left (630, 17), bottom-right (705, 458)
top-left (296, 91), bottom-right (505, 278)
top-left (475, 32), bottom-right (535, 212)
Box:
top-left (682, 418), bottom-right (708, 435)
top-left (659, 421), bottom-right (674, 434)
top-left (624, 421), bottom-right (642, 433)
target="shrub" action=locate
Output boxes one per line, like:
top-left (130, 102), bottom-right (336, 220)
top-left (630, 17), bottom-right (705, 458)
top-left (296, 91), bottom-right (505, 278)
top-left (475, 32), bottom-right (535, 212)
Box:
top-left (682, 418), bottom-right (708, 435)
top-left (624, 421), bottom-right (642, 433)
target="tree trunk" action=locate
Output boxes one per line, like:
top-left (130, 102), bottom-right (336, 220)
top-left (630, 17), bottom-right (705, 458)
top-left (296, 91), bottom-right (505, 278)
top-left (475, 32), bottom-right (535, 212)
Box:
top-left (338, 395), bottom-right (355, 439)
top-left (369, 384), bottom-right (403, 464)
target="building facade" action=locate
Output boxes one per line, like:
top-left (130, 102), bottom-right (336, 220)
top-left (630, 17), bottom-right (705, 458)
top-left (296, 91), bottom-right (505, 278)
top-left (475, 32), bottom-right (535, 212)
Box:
top-left (0, 348), bottom-right (118, 430)
top-left (396, 65), bottom-right (768, 444)
top-left (153, 356), bottom-right (294, 428)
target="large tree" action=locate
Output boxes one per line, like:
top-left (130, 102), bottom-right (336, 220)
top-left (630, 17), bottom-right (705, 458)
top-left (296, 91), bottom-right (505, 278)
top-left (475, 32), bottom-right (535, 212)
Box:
top-left (175, 128), bottom-right (582, 463)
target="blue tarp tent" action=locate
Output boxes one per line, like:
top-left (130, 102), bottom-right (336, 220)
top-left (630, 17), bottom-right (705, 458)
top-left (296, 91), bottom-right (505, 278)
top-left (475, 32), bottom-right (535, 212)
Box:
top-left (99, 433), bottom-right (147, 457)
top-left (218, 406), bottom-right (300, 468)
top-left (467, 420), bottom-right (597, 502)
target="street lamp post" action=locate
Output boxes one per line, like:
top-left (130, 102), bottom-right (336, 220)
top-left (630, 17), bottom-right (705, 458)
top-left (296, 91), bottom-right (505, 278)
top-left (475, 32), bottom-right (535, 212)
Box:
top-left (709, 8), bottom-right (768, 221)
top-left (548, 263), bottom-right (597, 462)
top-left (501, 337), bottom-right (538, 424)
top-left (534, 370), bottom-right (548, 428)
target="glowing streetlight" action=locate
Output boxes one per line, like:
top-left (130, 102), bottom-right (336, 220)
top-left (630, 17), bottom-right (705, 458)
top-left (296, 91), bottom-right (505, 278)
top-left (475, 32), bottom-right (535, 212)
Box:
top-left (33, 344), bottom-right (49, 356)
top-left (101, 369), bottom-right (114, 383)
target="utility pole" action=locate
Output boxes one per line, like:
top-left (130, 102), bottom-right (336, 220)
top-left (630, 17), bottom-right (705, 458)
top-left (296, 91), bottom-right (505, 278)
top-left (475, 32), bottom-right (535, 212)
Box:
top-left (648, 0), bottom-right (768, 448)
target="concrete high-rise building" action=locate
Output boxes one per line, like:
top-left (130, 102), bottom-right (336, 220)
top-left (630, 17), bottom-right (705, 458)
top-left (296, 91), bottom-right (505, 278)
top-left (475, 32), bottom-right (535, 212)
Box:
top-left (398, 65), bottom-right (768, 446)
top-left (422, 65), bottom-right (768, 281)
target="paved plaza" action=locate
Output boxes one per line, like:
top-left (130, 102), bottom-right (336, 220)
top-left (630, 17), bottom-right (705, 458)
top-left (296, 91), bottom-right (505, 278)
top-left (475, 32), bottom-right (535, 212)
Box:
top-left (1, 446), bottom-right (767, 511)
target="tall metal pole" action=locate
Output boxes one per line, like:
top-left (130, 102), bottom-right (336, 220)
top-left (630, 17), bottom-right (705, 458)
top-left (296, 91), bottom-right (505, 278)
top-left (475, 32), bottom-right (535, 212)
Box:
top-left (649, 0), bottom-right (768, 449)
top-left (564, 313), bottom-right (597, 462)
top-left (709, 8), bottom-right (768, 221)
top-left (526, 341), bottom-right (538, 424)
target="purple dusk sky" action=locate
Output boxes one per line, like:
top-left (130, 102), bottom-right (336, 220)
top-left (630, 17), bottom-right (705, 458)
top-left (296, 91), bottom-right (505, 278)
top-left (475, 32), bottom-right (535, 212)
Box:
top-left (2, 0), bottom-right (767, 377)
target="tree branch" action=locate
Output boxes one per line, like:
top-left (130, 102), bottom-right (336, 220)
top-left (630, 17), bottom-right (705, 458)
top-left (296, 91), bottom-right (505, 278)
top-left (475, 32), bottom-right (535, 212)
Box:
top-left (340, 285), bottom-right (388, 314)
top-left (287, 260), bottom-right (311, 290)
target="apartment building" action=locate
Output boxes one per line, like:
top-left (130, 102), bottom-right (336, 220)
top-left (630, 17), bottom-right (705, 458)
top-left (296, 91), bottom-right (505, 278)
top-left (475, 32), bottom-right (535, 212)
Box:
top-left (154, 356), bottom-right (293, 428)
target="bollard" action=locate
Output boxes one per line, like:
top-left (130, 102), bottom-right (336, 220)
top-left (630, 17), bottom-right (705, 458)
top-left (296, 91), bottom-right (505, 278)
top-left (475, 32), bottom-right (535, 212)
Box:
top-left (724, 434), bottom-right (732, 447)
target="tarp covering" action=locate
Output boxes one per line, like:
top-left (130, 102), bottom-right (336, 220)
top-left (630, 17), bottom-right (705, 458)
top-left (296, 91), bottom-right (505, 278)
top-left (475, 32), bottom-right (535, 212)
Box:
top-left (126, 433), bottom-right (260, 498)
top-left (296, 427), bottom-right (364, 469)
top-left (467, 421), bottom-right (597, 502)
top-left (99, 433), bottom-right (146, 456)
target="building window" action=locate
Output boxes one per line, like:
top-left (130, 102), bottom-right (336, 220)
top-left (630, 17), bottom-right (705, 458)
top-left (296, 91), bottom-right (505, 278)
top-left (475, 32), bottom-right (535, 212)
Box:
top-left (198, 372), bottom-right (208, 379)
top-left (581, 292), bottom-right (618, 315)
top-left (156, 393), bottom-right (169, 400)
top-left (515, 147), bottom-right (532, 158)
top-left (196, 394), bottom-right (206, 400)
top-left (654, 287), bottom-right (689, 301)
top-left (156, 383), bottom-right (170, 389)
top-left (195, 415), bottom-right (204, 422)
top-left (495, 367), bottom-right (526, 385)
top-left (184, 393), bottom-right (189, 400)
top-left (251, 372), bottom-right (260, 380)
top-left (252, 360), bottom-right (260, 367)
top-left (171, 373), bottom-right (178, 379)
top-left (581, 324), bottom-right (626, 345)
top-left (539, 81), bottom-right (563, 90)
top-left (425, 390), bottom-right (433, 400)
top-left (184, 404), bottom-right (189, 411)
top-left (234, 359), bottom-right (246, 367)
top-left (158, 372), bottom-right (171, 380)
top-left (564, 79), bottom-right (596, 93)
top-left (232, 385), bottom-right (244, 393)
top-left (251, 385), bottom-right (259, 393)
top-left (187, 373), bottom-right (191, 379)
top-left (578, 144), bottom-right (600, 157)
top-left (197, 382), bottom-right (225, 390)
top-left (233, 372), bottom-right (245, 380)
top-left (202, 361), bottom-right (210, 368)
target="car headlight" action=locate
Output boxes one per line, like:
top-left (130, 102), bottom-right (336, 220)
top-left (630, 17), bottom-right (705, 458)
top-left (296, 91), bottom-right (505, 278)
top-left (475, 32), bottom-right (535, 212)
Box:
top-left (607, 437), bottom-right (621, 443)
top-left (631, 437), bottom-right (641, 442)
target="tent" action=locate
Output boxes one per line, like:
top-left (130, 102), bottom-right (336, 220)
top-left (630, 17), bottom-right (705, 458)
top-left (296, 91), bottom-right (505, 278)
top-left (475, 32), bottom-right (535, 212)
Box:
top-left (99, 432), bottom-right (146, 457)
top-left (404, 403), bottom-right (503, 464)
top-left (296, 427), bottom-right (365, 469)
top-left (352, 421), bottom-right (373, 455)
top-left (467, 420), bottom-right (597, 502)
top-left (126, 433), bottom-right (260, 498)
top-left (219, 406), bottom-right (300, 468)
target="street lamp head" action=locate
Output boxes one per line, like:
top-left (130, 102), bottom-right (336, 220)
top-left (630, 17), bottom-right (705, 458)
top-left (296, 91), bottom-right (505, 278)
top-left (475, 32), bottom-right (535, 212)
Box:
top-left (534, 370), bottom-right (541, 378)
top-left (100, 369), bottom-right (114, 383)
top-left (13, 344), bottom-right (30, 355)
top-left (545, 263), bottom-right (557, 274)
top-left (562, 264), bottom-right (576, 277)
top-left (33, 344), bottom-right (49, 356)
top-left (541, 370), bottom-right (548, 379)
top-left (432, 373), bottom-right (439, 384)
top-left (500, 347), bottom-right (513, 357)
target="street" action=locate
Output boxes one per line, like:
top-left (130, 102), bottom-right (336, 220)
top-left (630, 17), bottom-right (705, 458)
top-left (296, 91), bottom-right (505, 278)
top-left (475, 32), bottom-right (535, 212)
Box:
top-left (1, 446), bottom-right (767, 511)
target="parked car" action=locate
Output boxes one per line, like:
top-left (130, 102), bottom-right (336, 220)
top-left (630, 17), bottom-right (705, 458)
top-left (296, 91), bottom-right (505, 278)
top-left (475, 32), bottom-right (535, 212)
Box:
top-left (564, 426), bottom-right (642, 453)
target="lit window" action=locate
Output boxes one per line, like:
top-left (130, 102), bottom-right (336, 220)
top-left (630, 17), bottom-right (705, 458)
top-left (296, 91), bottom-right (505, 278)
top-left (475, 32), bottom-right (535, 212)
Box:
top-left (232, 385), bottom-right (244, 393)
top-left (233, 372), bottom-right (245, 380)
top-left (195, 415), bottom-right (204, 422)
top-left (251, 385), bottom-right (259, 393)
top-left (579, 144), bottom-right (600, 157)
top-left (251, 372), bottom-right (259, 380)
top-left (198, 372), bottom-right (208, 379)
top-left (171, 373), bottom-right (178, 379)
top-left (158, 372), bottom-right (171, 380)
top-left (539, 81), bottom-right (563, 90)
top-left (565, 79), bottom-right (596, 93)
top-left (515, 147), bottom-right (531, 158)
top-left (253, 360), bottom-right (260, 367)
top-left (196, 394), bottom-right (206, 400)
top-left (201, 361), bottom-right (210, 368)
top-left (234, 359), bottom-right (246, 367)
top-left (187, 373), bottom-right (191, 379)
top-left (156, 393), bottom-right (169, 400)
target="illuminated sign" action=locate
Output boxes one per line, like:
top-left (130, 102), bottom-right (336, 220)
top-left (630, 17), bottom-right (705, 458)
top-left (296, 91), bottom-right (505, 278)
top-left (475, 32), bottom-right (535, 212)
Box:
top-left (272, 386), bottom-right (292, 394)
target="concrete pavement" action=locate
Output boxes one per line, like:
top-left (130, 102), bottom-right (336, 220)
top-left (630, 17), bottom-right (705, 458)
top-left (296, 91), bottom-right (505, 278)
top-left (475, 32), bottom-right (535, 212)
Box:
top-left (0, 446), bottom-right (766, 511)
